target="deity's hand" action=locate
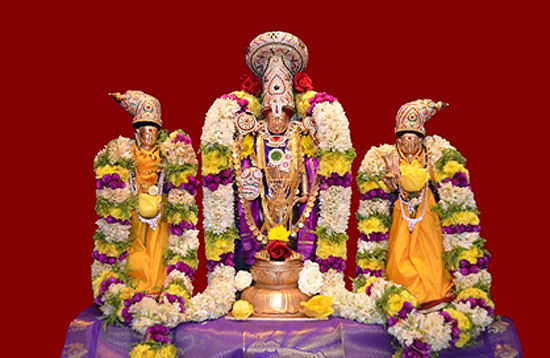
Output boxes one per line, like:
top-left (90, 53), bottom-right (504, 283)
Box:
top-left (382, 173), bottom-right (399, 192)
top-left (292, 194), bottom-right (309, 206)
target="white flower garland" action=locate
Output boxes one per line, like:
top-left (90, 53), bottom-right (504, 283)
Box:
top-left (198, 91), bottom-right (355, 318)
top-left (91, 130), bottom-right (200, 356)
top-left (329, 134), bottom-right (495, 356)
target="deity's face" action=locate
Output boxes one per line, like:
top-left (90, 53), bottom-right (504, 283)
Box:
top-left (265, 111), bottom-right (290, 134)
top-left (397, 132), bottom-right (423, 155)
top-left (135, 125), bottom-right (159, 150)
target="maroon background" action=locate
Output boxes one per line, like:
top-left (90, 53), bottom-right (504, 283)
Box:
top-left (6, 1), bottom-right (546, 356)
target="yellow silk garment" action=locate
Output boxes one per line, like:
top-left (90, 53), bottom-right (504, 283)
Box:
top-left (128, 145), bottom-right (169, 293)
top-left (386, 188), bottom-right (454, 303)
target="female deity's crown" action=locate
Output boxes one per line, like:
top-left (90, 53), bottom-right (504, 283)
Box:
top-left (395, 99), bottom-right (448, 136)
top-left (245, 31), bottom-right (309, 116)
top-left (109, 90), bottom-right (163, 128)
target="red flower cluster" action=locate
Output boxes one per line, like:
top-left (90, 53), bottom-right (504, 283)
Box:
top-left (293, 72), bottom-right (313, 92)
top-left (266, 240), bottom-right (293, 260)
top-left (240, 73), bottom-right (262, 96)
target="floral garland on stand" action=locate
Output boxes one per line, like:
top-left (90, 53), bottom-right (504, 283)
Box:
top-left (91, 130), bottom-right (200, 358)
top-left (325, 135), bottom-right (494, 357)
top-left (197, 72), bottom-right (355, 318)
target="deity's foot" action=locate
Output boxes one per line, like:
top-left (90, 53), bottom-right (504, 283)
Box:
top-left (418, 293), bottom-right (456, 313)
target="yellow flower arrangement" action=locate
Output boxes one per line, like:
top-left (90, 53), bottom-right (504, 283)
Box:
top-left (95, 241), bottom-right (120, 258)
top-left (316, 240), bottom-right (347, 260)
top-left (92, 271), bottom-right (119, 297)
top-left (434, 160), bottom-right (469, 183)
top-left (301, 134), bottom-right (316, 156)
top-left (456, 288), bottom-right (495, 308)
top-left (129, 344), bottom-right (177, 358)
top-left (385, 291), bottom-right (417, 317)
top-left (357, 259), bottom-right (384, 271)
top-left (240, 134), bottom-right (255, 159)
top-left (95, 165), bottom-right (130, 182)
top-left (205, 237), bottom-right (235, 261)
top-left (232, 300), bottom-right (253, 320)
top-left (317, 151), bottom-right (352, 177)
top-left (444, 307), bottom-right (471, 332)
top-left (357, 276), bottom-right (380, 294)
top-left (441, 211), bottom-right (480, 227)
top-left (267, 225), bottom-right (290, 242)
top-left (169, 168), bottom-right (196, 187)
top-left (230, 91), bottom-right (262, 118)
top-left (358, 179), bottom-right (390, 195)
top-left (301, 295), bottom-right (334, 318)
top-left (295, 91), bottom-right (317, 118)
top-left (457, 246), bottom-right (483, 265)
top-left (358, 217), bottom-right (389, 235)
top-left (201, 150), bottom-right (231, 176)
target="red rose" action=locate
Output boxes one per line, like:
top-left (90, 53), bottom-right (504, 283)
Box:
top-left (266, 240), bottom-right (293, 260)
top-left (293, 72), bottom-right (313, 93)
top-left (240, 73), bottom-right (262, 96)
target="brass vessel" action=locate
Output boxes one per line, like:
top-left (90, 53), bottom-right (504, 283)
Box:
top-left (241, 255), bottom-right (310, 318)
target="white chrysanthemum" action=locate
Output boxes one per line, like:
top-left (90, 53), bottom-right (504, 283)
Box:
top-left (419, 312), bottom-right (452, 351)
top-left (167, 188), bottom-right (195, 206)
top-left (202, 184), bottom-right (234, 234)
top-left (167, 230), bottom-right (199, 258)
top-left (158, 301), bottom-right (185, 328)
top-left (357, 240), bottom-right (388, 255)
top-left (91, 260), bottom-right (114, 278)
top-left (182, 265), bottom-right (237, 322)
top-left (425, 135), bottom-right (455, 168)
top-left (108, 136), bottom-right (134, 164)
top-left (96, 187), bottom-right (133, 204)
top-left (165, 269), bottom-right (194, 294)
top-left (437, 182), bottom-right (477, 211)
top-left (313, 102), bottom-right (352, 152)
top-left (201, 98), bottom-right (239, 147)
top-left (442, 232), bottom-right (480, 251)
top-left (359, 144), bottom-right (394, 175)
top-left (453, 270), bottom-right (492, 291)
top-left (388, 315), bottom-right (423, 347)
top-left (317, 186), bottom-right (352, 234)
top-left (95, 219), bottom-right (132, 243)
top-left (357, 199), bottom-right (391, 218)
top-left (129, 296), bottom-right (162, 334)
top-left (455, 302), bottom-right (494, 329)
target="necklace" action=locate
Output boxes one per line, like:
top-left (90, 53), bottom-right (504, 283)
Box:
top-left (397, 148), bottom-right (430, 232)
top-left (233, 132), bottom-right (319, 243)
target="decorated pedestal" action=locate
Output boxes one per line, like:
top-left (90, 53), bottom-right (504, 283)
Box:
top-left (240, 255), bottom-right (310, 318)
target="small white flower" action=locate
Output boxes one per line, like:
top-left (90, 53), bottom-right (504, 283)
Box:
top-left (234, 270), bottom-right (253, 291)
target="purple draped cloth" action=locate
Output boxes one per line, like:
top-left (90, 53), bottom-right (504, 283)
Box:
top-left (62, 305), bottom-right (523, 358)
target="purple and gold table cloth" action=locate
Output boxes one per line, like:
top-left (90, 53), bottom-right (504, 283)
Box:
top-left (62, 306), bottom-right (522, 357)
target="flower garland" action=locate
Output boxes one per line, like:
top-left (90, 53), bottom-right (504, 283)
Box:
top-left (198, 72), bottom-right (355, 319)
top-left (323, 135), bottom-right (494, 357)
top-left (92, 130), bottom-right (199, 358)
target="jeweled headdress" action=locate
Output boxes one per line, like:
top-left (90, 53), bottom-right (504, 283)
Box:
top-left (245, 31), bottom-right (309, 117)
top-left (109, 90), bottom-right (163, 128)
top-left (395, 99), bottom-right (448, 136)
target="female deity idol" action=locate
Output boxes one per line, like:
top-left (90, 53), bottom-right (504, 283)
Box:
top-left (92, 90), bottom-right (199, 303)
top-left (382, 99), bottom-right (455, 309)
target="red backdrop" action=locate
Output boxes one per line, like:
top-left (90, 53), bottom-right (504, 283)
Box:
top-left (6, 1), bottom-right (546, 356)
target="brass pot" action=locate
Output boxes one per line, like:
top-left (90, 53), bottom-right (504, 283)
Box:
top-left (241, 258), bottom-right (310, 318)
